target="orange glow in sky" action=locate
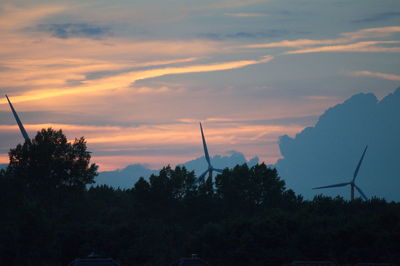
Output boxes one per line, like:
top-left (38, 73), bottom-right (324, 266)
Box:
top-left (1, 1), bottom-right (399, 171)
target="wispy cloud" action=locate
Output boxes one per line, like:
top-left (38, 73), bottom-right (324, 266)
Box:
top-left (352, 12), bottom-right (400, 23)
top-left (244, 39), bottom-right (343, 49)
top-left (242, 26), bottom-right (400, 54)
top-left (0, 120), bottom-right (302, 170)
top-left (204, 0), bottom-right (268, 10)
top-left (200, 30), bottom-right (289, 40)
top-left (347, 70), bottom-right (400, 81)
top-left (286, 41), bottom-right (400, 54)
top-left (341, 26), bottom-right (400, 40)
top-left (1, 55), bottom-right (274, 104)
top-left (37, 23), bottom-right (111, 39)
top-left (0, 4), bottom-right (67, 31)
top-left (224, 12), bottom-right (267, 18)
top-left (0, 57), bottom-right (200, 89)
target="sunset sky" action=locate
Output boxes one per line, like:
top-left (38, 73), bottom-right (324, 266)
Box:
top-left (1, 0), bottom-right (399, 171)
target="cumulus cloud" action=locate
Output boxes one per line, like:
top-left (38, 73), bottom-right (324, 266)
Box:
top-left (95, 151), bottom-right (259, 189)
top-left (276, 88), bottom-right (400, 201)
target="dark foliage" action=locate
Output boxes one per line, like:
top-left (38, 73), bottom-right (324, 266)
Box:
top-left (0, 129), bottom-right (399, 265)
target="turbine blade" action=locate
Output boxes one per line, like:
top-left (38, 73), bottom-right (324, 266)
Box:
top-left (353, 145), bottom-right (368, 182)
top-left (313, 182), bottom-right (351, 189)
top-left (199, 169), bottom-right (208, 179)
top-left (199, 122), bottom-right (211, 166)
top-left (213, 168), bottom-right (223, 173)
top-left (5, 95), bottom-right (30, 142)
top-left (208, 169), bottom-right (213, 179)
top-left (355, 185), bottom-right (368, 200)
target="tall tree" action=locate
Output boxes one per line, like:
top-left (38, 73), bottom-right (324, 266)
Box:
top-left (6, 128), bottom-right (98, 192)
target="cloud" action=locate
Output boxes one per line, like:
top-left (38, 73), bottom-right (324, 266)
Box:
top-left (37, 23), bottom-right (111, 39)
top-left (0, 57), bottom-right (200, 90)
top-left (201, 0), bottom-right (268, 10)
top-left (0, 117), bottom-right (301, 171)
top-left (200, 30), bottom-right (289, 40)
top-left (341, 26), bottom-right (400, 40)
top-left (224, 12), bottom-right (267, 18)
top-left (347, 71), bottom-right (400, 81)
top-left (244, 39), bottom-right (343, 49)
top-left (1, 55), bottom-right (274, 104)
top-left (352, 12), bottom-right (400, 23)
top-left (0, 4), bottom-right (67, 31)
top-left (276, 88), bottom-right (400, 201)
top-left (285, 41), bottom-right (400, 54)
top-left (95, 150), bottom-right (259, 187)
top-left (242, 26), bottom-right (400, 54)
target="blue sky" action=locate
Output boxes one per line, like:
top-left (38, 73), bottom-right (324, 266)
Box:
top-left (0, 0), bottom-right (399, 170)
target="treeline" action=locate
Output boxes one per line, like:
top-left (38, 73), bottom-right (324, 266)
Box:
top-left (0, 129), bottom-right (399, 265)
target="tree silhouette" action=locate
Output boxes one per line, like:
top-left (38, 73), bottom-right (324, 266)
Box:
top-left (1, 130), bottom-right (399, 265)
top-left (6, 128), bottom-right (98, 192)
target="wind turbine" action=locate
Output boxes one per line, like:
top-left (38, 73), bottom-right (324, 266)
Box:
top-left (313, 145), bottom-right (368, 201)
top-left (5, 95), bottom-right (30, 142)
top-left (198, 122), bottom-right (223, 179)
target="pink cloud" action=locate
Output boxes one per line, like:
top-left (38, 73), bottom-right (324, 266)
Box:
top-left (347, 70), bottom-right (400, 81)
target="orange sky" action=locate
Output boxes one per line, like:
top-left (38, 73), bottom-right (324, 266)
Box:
top-left (1, 1), bottom-right (399, 171)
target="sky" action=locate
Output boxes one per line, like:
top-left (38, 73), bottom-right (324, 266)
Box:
top-left (1, 0), bottom-right (400, 171)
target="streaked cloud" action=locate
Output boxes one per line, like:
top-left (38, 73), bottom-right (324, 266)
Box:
top-left (286, 41), bottom-right (400, 54)
top-left (352, 12), bottom-right (400, 23)
top-left (0, 120), bottom-right (303, 170)
top-left (200, 30), bottom-right (289, 40)
top-left (1, 0), bottom-right (399, 174)
top-left (224, 12), bottom-right (267, 18)
top-left (203, 0), bottom-right (269, 10)
top-left (244, 39), bottom-right (343, 49)
top-left (0, 57), bottom-right (200, 90)
top-left (0, 4), bottom-right (67, 30)
top-left (243, 26), bottom-right (400, 54)
top-left (1, 55), bottom-right (274, 104)
top-left (347, 70), bottom-right (400, 81)
top-left (341, 26), bottom-right (400, 40)
top-left (37, 23), bottom-right (111, 39)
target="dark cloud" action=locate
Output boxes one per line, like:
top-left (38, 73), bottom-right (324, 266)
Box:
top-left (352, 12), bottom-right (400, 23)
top-left (276, 88), bottom-right (400, 201)
top-left (37, 23), bottom-right (111, 39)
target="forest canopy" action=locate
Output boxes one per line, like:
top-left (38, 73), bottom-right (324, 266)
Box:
top-left (0, 128), bottom-right (399, 266)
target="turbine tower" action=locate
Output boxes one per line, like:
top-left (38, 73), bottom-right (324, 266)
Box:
top-left (198, 122), bottom-right (223, 179)
top-left (313, 145), bottom-right (368, 201)
top-left (5, 95), bottom-right (30, 142)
